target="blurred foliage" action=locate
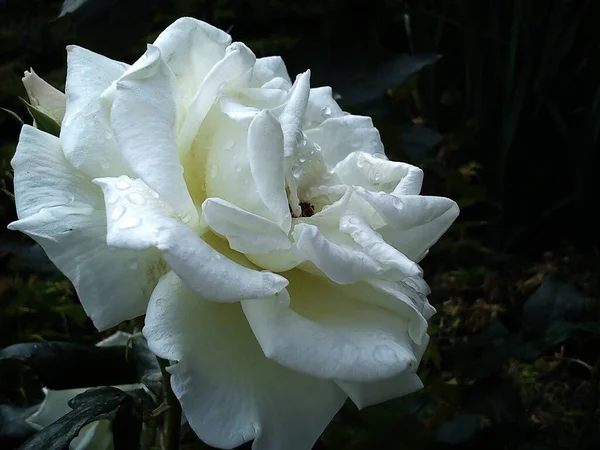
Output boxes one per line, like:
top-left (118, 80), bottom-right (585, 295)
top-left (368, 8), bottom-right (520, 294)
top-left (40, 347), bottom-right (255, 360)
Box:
top-left (0, 0), bottom-right (599, 449)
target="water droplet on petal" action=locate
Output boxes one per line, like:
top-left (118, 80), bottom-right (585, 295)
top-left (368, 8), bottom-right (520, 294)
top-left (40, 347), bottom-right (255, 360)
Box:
top-left (299, 156), bottom-right (306, 163)
top-left (111, 205), bottom-right (126, 220)
top-left (209, 165), bottom-right (218, 178)
top-left (235, 166), bottom-right (242, 173)
top-left (116, 176), bottom-right (130, 190)
top-left (348, 216), bottom-right (361, 225)
top-left (104, 131), bottom-right (113, 140)
top-left (150, 191), bottom-right (160, 199)
top-left (107, 192), bottom-right (119, 204)
top-left (374, 345), bottom-right (397, 364)
top-left (127, 192), bottom-right (145, 205)
top-left (223, 139), bottom-right (235, 150)
top-left (322, 106), bottom-right (332, 117)
top-left (291, 164), bottom-right (302, 179)
top-left (128, 260), bottom-right (139, 270)
top-left (372, 152), bottom-right (387, 159)
top-left (300, 133), bottom-right (308, 146)
top-left (119, 217), bottom-right (142, 229)
top-left (101, 160), bottom-right (110, 170)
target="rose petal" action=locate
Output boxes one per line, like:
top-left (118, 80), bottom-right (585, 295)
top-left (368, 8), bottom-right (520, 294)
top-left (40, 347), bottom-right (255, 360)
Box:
top-left (111, 45), bottom-right (198, 225)
top-left (293, 222), bottom-right (382, 284)
top-left (202, 197), bottom-right (291, 254)
top-left (334, 151), bottom-right (423, 195)
top-left (152, 17), bottom-right (231, 107)
top-left (339, 214), bottom-right (422, 279)
top-left (9, 127), bottom-right (162, 330)
top-left (247, 110), bottom-right (291, 231)
top-left (336, 373), bottom-right (424, 409)
top-left (243, 269), bottom-right (421, 383)
top-left (355, 188), bottom-right (459, 261)
top-left (143, 271), bottom-right (346, 450)
top-left (177, 42), bottom-right (256, 155)
top-left (305, 115), bottom-right (384, 167)
top-left (61, 46), bottom-right (132, 178)
top-left (94, 176), bottom-right (287, 302)
top-left (252, 56), bottom-right (291, 87)
top-left (303, 86), bottom-right (344, 129)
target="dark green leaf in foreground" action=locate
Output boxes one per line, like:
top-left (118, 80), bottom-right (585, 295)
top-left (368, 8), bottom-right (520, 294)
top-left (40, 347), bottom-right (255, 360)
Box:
top-left (0, 404), bottom-right (39, 447)
top-left (0, 342), bottom-right (138, 389)
top-left (20, 387), bottom-right (142, 450)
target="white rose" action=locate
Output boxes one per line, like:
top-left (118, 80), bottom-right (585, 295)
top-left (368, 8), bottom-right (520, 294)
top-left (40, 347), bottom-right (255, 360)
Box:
top-left (10, 17), bottom-right (458, 450)
top-left (25, 332), bottom-right (142, 450)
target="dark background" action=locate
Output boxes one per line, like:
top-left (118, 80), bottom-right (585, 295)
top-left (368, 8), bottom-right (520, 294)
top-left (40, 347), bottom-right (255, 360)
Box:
top-left (0, 0), bottom-right (599, 449)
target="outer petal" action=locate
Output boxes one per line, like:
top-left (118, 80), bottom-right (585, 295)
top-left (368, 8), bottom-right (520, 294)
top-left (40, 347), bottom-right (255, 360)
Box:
top-left (305, 115), bottom-right (384, 167)
top-left (94, 177), bottom-right (288, 302)
top-left (243, 269), bottom-right (422, 383)
top-left (143, 271), bottom-right (346, 450)
top-left (355, 188), bottom-right (459, 261)
top-left (61, 46), bottom-right (132, 178)
top-left (111, 45), bottom-right (198, 225)
top-left (22, 69), bottom-right (66, 123)
top-left (152, 17), bottom-right (231, 106)
top-left (202, 198), bottom-right (291, 254)
top-left (336, 373), bottom-right (424, 409)
top-left (9, 127), bottom-right (161, 330)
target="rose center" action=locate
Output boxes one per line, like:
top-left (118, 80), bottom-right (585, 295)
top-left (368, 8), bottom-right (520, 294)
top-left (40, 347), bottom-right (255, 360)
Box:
top-left (289, 202), bottom-right (315, 218)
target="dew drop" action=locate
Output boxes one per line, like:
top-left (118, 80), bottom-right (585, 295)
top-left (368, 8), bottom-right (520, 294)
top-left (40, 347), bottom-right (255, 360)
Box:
top-left (348, 216), bottom-right (361, 225)
top-left (291, 164), bottom-right (302, 178)
top-left (322, 106), bottom-right (332, 117)
top-left (299, 156), bottom-right (306, 163)
top-left (104, 131), bottom-right (113, 140)
top-left (116, 176), bottom-right (130, 190)
top-left (372, 152), bottom-right (386, 160)
top-left (106, 192), bottom-right (119, 204)
top-left (374, 345), bottom-right (397, 364)
top-left (101, 160), bottom-right (110, 170)
top-left (111, 205), bottom-right (126, 221)
top-left (300, 132), bottom-right (308, 146)
top-left (119, 217), bottom-right (142, 229)
top-left (235, 165), bottom-right (242, 173)
top-left (127, 192), bottom-right (146, 205)
top-left (223, 139), bottom-right (235, 150)
top-left (128, 260), bottom-right (139, 270)
top-left (314, 143), bottom-right (322, 152)
top-left (209, 165), bottom-right (218, 178)
top-left (150, 191), bottom-right (160, 199)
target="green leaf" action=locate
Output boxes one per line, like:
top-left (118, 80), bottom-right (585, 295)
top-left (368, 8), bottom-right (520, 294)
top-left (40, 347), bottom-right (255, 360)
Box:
top-left (0, 342), bottom-right (138, 390)
top-left (522, 276), bottom-right (585, 339)
top-left (20, 387), bottom-right (142, 450)
top-left (0, 107), bottom-right (24, 125)
top-left (19, 98), bottom-right (61, 137)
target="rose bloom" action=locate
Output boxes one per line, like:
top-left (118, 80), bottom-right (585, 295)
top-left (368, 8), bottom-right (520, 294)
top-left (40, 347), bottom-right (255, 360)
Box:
top-left (10, 18), bottom-right (458, 450)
